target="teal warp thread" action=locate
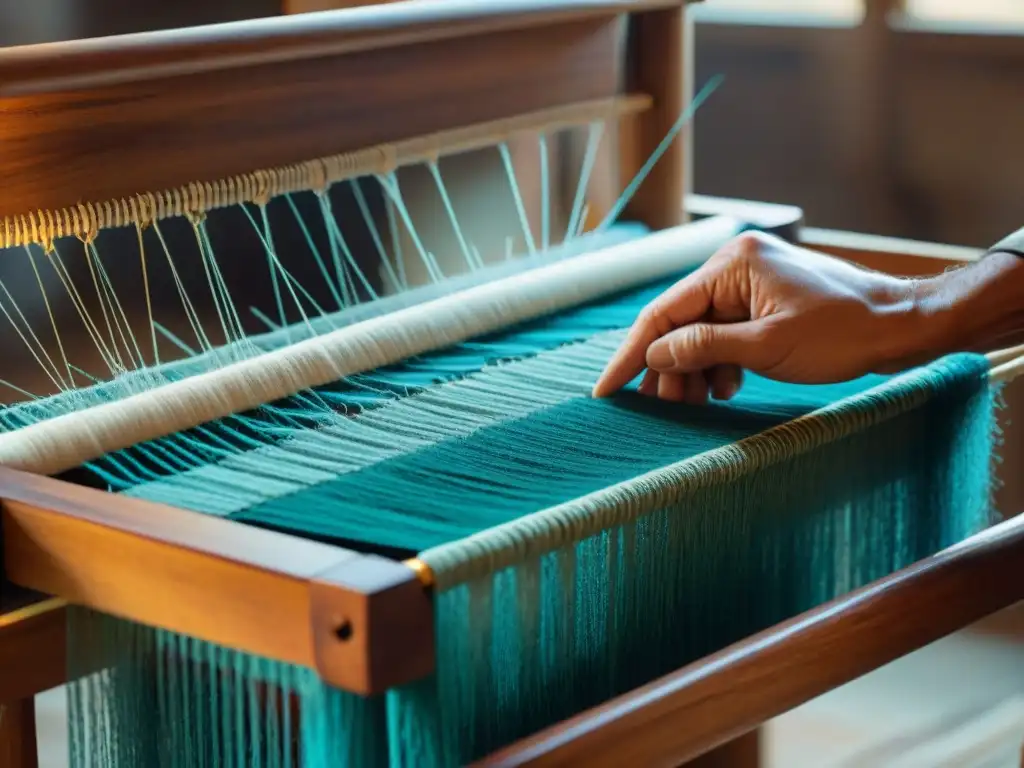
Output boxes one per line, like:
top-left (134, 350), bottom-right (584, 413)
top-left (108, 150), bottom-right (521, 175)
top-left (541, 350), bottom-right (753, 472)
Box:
top-left (228, 377), bottom-right (873, 550)
top-left (417, 354), bottom-right (993, 585)
top-left (62, 355), bottom-right (995, 767)
top-left (81, 288), bottom-right (701, 524)
top-left (104, 332), bottom-right (621, 517)
top-left (65, 607), bottom-right (388, 768)
top-left (54, 254), bottom-right (996, 767)
top-left (82, 270), bottom-right (675, 496)
top-left (385, 354), bottom-right (995, 765)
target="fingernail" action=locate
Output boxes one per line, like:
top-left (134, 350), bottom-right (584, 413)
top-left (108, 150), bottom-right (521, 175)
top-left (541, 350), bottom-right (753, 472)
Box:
top-left (647, 340), bottom-right (674, 371)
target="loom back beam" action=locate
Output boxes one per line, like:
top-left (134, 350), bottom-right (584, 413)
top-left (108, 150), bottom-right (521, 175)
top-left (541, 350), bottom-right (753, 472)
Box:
top-left (0, 0), bottom-right (683, 229)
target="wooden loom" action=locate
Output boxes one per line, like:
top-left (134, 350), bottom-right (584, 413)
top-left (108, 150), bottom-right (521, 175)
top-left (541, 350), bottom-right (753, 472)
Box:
top-left (0, 1), bottom-right (1023, 765)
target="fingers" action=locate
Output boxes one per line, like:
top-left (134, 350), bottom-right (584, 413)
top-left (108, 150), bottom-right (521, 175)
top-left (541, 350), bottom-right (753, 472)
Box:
top-left (637, 369), bottom-right (659, 397)
top-left (708, 365), bottom-right (743, 401)
top-left (591, 269), bottom-right (715, 398)
top-left (658, 372), bottom-right (688, 402)
top-left (634, 368), bottom-right (741, 405)
top-left (646, 321), bottom-right (765, 375)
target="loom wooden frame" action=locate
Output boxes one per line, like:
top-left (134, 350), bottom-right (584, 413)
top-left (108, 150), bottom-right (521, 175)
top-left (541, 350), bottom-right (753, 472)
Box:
top-left (0, 0), bottom-right (688, 697)
top-left (1, 1), bottom-right (1023, 767)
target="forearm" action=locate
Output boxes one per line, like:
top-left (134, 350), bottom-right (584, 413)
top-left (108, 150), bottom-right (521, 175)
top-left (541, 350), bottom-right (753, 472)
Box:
top-left (913, 249), bottom-right (1024, 358)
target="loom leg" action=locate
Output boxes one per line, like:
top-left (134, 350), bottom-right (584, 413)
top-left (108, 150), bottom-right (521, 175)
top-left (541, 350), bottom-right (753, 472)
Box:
top-left (680, 727), bottom-right (762, 768)
top-left (0, 698), bottom-right (38, 768)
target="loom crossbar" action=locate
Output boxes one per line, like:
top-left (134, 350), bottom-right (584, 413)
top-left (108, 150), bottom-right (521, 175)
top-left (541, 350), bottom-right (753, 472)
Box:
top-left (0, 0), bottom-right (683, 94)
top-left (0, 467), bottom-right (433, 695)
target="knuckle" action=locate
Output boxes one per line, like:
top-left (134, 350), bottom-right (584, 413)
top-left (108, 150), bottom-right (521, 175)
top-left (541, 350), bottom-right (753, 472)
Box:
top-left (665, 326), bottom-right (718, 371)
top-left (637, 303), bottom-right (670, 335)
top-left (708, 231), bottom-right (764, 271)
top-left (731, 231), bottom-right (766, 263)
top-left (688, 323), bottom-right (720, 350)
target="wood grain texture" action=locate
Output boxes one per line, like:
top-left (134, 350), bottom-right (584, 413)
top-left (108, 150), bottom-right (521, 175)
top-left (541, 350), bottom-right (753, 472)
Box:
top-left (0, 0), bottom-right (682, 94)
top-left (0, 17), bottom-right (620, 219)
top-left (283, 0), bottom-right (392, 14)
top-left (476, 513), bottom-right (1024, 767)
top-left (620, 5), bottom-right (688, 230)
top-left (0, 698), bottom-right (37, 768)
top-left (801, 226), bottom-right (981, 274)
top-left (0, 599), bottom-right (66, 702)
top-left (0, 468), bottom-right (432, 694)
top-left (311, 555), bottom-right (433, 695)
top-left (683, 728), bottom-right (762, 767)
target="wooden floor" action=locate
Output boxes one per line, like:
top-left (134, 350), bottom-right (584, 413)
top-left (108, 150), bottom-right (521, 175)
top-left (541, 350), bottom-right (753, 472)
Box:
top-left (29, 605), bottom-right (1024, 767)
top-left (769, 605), bottom-right (1024, 766)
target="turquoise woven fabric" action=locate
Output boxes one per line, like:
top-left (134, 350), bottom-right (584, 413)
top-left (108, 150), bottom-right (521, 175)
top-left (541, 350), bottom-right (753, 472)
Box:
top-left (387, 353), bottom-right (995, 765)
top-left (231, 374), bottom-right (890, 550)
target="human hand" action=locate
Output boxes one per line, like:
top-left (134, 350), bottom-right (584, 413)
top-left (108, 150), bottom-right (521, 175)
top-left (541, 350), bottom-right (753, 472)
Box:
top-left (592, 230), bottom-right (937, 403)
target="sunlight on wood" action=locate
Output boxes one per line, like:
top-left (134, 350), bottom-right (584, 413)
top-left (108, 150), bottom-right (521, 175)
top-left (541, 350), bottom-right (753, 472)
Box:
top-left (907, 0), bottom-right (1024, 23)
top-left (699, 0), bottom-right (1024, 25)
top-left (696, 0), bottom-right (860, 21)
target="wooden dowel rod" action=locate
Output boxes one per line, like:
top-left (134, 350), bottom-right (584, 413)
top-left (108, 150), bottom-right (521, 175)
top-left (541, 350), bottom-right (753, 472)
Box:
top-left (991, 355), bottom-right (1024, 384)
top-left (1, 94), bottom-right (651, 248)
top-left (988, 343), bottom-right (1024, 368)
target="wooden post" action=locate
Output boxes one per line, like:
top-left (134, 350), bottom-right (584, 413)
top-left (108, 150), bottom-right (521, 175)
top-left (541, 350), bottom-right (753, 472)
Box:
top-left (620, 3), bottom-right (689, 230)
top-left (0, 698), bottom-right (38, 768)
top-left (683, 728), bottom-right (762, 768)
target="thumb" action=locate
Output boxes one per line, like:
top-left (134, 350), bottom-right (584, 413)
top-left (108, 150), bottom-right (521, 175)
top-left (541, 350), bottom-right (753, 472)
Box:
top-left (646, 321), bottom-right (767, 374)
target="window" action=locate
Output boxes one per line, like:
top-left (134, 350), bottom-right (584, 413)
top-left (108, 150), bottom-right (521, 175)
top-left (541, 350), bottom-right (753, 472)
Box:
top-left (691, 0), bottom-right (862, 25)
top-left (904, 0), bottom-right (1024, 24)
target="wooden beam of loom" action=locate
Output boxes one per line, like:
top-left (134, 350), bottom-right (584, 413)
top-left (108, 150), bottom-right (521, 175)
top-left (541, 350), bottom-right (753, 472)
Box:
top-left (0, 467), bottom-right (433, 696)
top-left (0, 0), bottom-right (684, 221)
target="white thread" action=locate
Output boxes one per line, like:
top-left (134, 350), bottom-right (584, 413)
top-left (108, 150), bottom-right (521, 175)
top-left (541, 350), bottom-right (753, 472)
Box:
top-left (990, 354), bottom-right (1024, 384)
